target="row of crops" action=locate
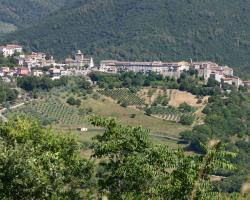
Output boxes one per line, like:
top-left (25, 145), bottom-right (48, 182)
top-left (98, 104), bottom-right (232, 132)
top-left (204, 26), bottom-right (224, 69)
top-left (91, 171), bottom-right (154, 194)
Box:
top-left (7, 98), bottom-right (86, 125)
top-left (149, 106), bottom-right (179, 115)
top-left (98, 88), bottom-right (145, 105)
top-left (156, 114), bottom-right (182, 122)
top-left (148, 106), bottom-right (180, 122)
top-left (154, 113), bottom-right (196, 122)
top-left (148, 106), bottom-right (196, 123)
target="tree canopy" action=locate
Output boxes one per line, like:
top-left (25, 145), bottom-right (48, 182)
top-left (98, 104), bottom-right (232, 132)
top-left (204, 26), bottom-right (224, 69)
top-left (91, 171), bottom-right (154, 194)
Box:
top-left (0, 118), bottom-right (93, 199)
top-left (89, 116), bottom-right (237, 200)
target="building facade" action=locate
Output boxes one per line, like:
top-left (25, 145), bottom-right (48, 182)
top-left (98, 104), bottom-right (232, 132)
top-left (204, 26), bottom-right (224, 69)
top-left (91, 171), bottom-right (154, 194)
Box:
top-left (99, 60), bottom-right (243, 88)
top-left (99, 60), bottom-right (190, 79)
top-left (0, 44), bottom-right (22, 57)
top-left (16, 52), bottom-right (56, 69)
top-left (65, 50), bottom-right (94, 69)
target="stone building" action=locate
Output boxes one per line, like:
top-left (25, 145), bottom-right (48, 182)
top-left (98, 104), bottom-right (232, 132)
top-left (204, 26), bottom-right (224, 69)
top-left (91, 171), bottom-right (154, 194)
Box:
top-left (99, 60), bottom-right (190, 79)
top-left (65, 50), bottom-right (94, 69)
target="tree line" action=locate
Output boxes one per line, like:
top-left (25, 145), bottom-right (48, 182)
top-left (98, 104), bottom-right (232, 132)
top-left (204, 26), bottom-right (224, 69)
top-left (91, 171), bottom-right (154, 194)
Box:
top-left (89, 71), bottom-right (231, 97)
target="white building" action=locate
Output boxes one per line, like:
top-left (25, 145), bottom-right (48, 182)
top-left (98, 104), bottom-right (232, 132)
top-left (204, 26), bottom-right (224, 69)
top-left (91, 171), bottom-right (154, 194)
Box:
top-left (77, 127), bottom-right (88, 132)
top-left (16, 52), bottom-right (56, 69)
top-left (190, 61), bottom-right (241, 87)
top-left (32, 70), bottom-right (44, 77)
top-left (0, 44), bottom-right (22, 57)
top-left (61, 70), bottom-right (72, 76)
top-left (99, 60), bottom-right (190, 79)
top-left (100, 59), bottom-right (243, 88)
top-left (0, 67), bottom-right (10, 77)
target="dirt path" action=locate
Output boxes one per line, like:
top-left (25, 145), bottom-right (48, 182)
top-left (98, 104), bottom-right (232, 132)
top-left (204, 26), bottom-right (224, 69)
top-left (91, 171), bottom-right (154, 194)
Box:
top-left (0, 100), bottom-right (37, 122)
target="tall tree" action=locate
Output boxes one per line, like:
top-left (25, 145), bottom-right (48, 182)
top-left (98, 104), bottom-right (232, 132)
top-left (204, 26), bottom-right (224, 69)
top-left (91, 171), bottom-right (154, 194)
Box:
top-left (89, 116), bottom-right (236, 200)
top-left (0, 118), bottom-right (93, 200)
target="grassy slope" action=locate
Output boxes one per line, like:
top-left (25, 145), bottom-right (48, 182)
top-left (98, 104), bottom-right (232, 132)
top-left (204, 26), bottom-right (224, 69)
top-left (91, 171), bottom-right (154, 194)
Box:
top-left (81, 97), bottom-right (189, 137)
top-left (2, 0), bottom-right (250, 77)
top-left (7, 93), bottom-right (189, 148)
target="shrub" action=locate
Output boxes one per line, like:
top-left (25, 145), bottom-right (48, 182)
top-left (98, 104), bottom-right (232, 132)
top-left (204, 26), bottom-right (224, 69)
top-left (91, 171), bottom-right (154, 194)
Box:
top-left (178, 102), bottom-right (195, 113)
top-left (145, 108), bottom-right (152, 116)
top-left (92, 93), bottom-right (100, 100)
top-left (179, 114), bottom-right (195, 125)
top-left (130, 114), bottom-right (136, 118)
top-left (120, 101), bottom-right (128, 107)
top-left (66, 97), bottom-right (81, 106)
top-left (197, 99), bottom-right (203, 104)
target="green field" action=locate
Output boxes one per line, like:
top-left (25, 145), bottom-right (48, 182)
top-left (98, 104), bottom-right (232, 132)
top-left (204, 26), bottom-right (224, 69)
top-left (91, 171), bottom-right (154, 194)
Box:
top-left (79, 97), bottom-right (190, 137)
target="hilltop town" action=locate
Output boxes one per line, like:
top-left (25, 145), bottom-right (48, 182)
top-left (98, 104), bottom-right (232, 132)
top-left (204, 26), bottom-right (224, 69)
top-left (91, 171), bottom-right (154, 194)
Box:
top-left (1, 1), bottom-right (250, 198)
top-left (0, 44), bottom-right (247, 89)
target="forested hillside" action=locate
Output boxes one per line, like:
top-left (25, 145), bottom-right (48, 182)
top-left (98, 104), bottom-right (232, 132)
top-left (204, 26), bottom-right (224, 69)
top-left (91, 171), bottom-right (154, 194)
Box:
top-left (0, 0), bottom-right (68, 31)
top-left (2, 0), bottom-right (250, 77)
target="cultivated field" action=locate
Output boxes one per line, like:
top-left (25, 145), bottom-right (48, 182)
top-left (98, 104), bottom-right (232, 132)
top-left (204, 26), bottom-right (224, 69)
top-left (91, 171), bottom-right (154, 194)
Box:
top-left (98, 88), bottom-right (144, 105)
top-left (7, 97), bottom-right (87, 126)
top-left (6, 90), bottom-right (192, 149)
top-left (80, 96), bottom-right (190, 137)
top-left (137, 88), bottom-right (171, 105)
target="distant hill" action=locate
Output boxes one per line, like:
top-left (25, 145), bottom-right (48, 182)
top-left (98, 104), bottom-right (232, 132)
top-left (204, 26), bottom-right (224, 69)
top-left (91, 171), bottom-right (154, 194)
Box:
top-left (0, 0), bottom-right (68, 30)
top-left (2, 0), bottom-right (250, 77)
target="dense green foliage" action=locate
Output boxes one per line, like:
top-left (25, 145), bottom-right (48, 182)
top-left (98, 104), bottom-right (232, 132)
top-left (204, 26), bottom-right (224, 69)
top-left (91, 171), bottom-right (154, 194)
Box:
top-left (181, 91), bottom-right (250, 192)
top-left (67, 96), bottom-right (81, 106)
top-left (0, 81), bottom-right (18, 105)
top-left (0, 53), bottom-right (18, 67)
top-left (17, 76), bottom-right (92, 93)
top-left (179, 114), bottom-right (195, 126)
top-left (91, 71), bottom-right (219, 96)
top-left (89, 116), bottom-right (236, 200)
top-left (178, 102), bottom-right (196, 113)
top-left (3, 0), bottom-right (250, 76)
top-left (0, 114), bottom-right (244, 199)
top-left (0, 0), bottom-right (67, 28)
top-left (17, 76), bottom-right (55, 92)
top-left (0, 118), bottom-right (93, 199)
top-left (90, 71), bottom-right (171, 89)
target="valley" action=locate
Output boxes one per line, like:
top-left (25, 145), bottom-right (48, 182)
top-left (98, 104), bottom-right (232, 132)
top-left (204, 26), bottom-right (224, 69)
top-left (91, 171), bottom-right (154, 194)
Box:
top-left (1, 1), bottom-right (250, 198)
